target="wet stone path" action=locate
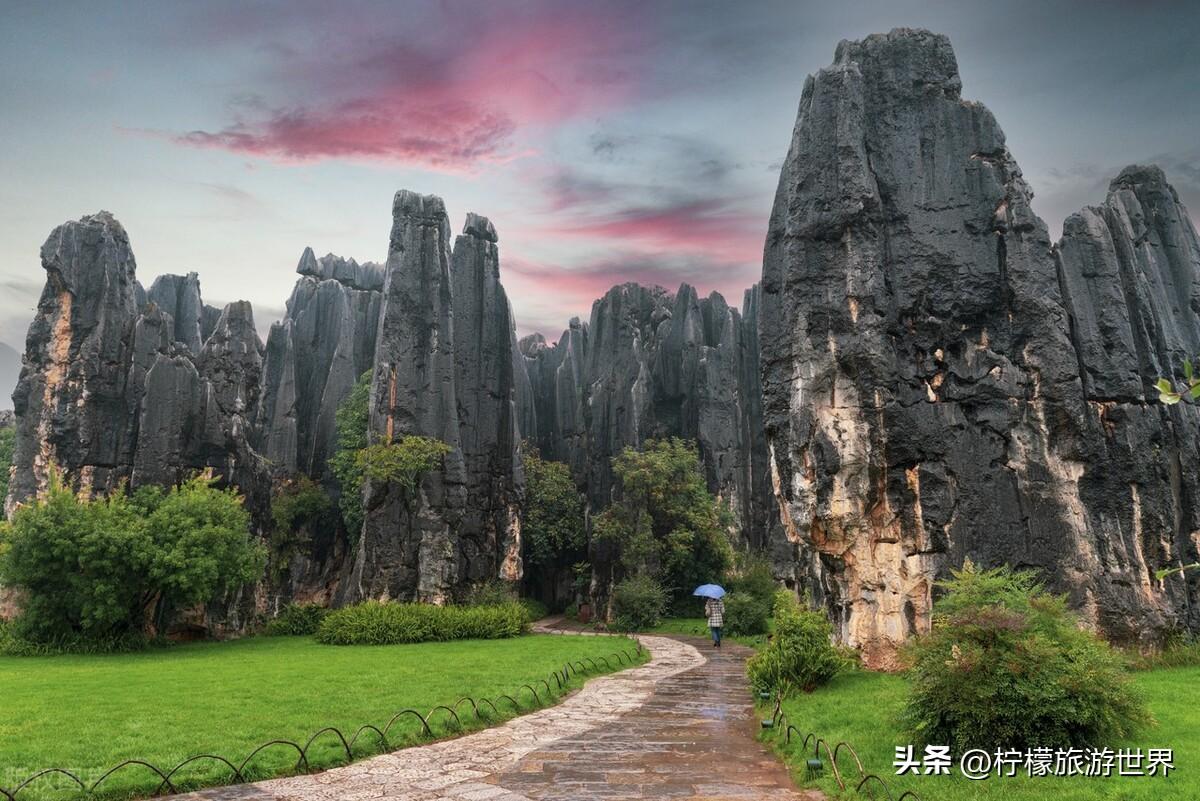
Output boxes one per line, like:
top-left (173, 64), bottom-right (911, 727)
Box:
top-left (181, 627), bottom-right (816, 801)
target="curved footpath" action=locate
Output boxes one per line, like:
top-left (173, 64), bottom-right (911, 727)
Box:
top-left (182, 624), bottom-right (817, 801)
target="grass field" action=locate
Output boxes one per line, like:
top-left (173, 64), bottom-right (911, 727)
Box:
top-left (761, 665), bottom-right (1199, 800)
top-left (0, 633), bottom-right (644, 800)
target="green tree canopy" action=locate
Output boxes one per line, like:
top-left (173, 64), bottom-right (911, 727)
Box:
top-left (521, 444), bottom-right (586, 570)
top-left (594, 438), bottom-right (733, 603)
top-left (0, 472), bottom-right (264, 644)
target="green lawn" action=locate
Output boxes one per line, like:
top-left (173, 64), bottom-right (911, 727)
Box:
top-left (0, 633), bottom-right (644, 800)
top-left (644, 616), bottom-right (772, 649)
top-left (761, 666), bottom-right (1199, 800)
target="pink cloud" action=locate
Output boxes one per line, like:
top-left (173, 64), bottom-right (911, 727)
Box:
top-left (535, 198), bottom-right (767, 264)
top-left (170, 5), bottom-right (647, 170)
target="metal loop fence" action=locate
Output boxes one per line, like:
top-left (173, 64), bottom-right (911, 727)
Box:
top-left (769, 696), bottom-right (923, 801)
top-left (0, 642), bottom-right (643, 801)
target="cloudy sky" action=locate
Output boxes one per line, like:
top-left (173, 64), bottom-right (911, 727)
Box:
top-left (1, 0), bottom-right (1198, 359)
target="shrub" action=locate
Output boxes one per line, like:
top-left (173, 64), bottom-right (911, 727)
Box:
top-left (610, 575), bottom-right (667, 631)
top-left (564, 602), bottom-right (580, 620)
top-left (723, 592), bottom-right (771, 636)
top-left (747, 598), bottom-right (846, 694)
top-left (316, 602), bottom-right (528, 645)
top-left (269, 476), bottom-right (336, 579)
top-left (355, 437), bottom-right (450, 491)
top-left (519, 598), bottom-right (549, 623)
top-left (0, 471), bottom-right (263, 645)
top-left (463, 578), bottom-right (517, 607)
top-left (265, 603), bottom-right (329, 636)
top-left (900, 563), bottom-right (1152, 752)
top-left (724, 557), bottom-right (777, 635)
top-left (773, 589), bottom-right (800, 616)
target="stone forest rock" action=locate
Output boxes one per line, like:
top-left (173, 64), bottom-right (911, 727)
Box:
top-left (520, 282), bottom-right (782, 556)
top-left (8, 30), bottom-right (1199, 654)
top-left (256, 249), bottom-right (383, 478)
top-left (6, 212), bottom-right (272, 536)
top-left (342, 191), bottom-right (469, 604)
top-left (760, 28), bottom-right (1200, 666)
top-left (450, 214), bottom-right (524, 585)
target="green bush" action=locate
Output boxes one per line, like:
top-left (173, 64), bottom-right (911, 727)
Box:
top-left (265, 603), bottom-right (329, 636)
top-left (773, 589), bottom-right (800, 616)
top-left (724, 592), bottom-right (771, 635)
top-left (519, 598), bottom-right (549, 623)
top-left (316, 601), bottom-right (528, 645)
top-left (900, 563), bottom-right (1152, 752)
top-left (610, 575), bottom-right (667, 631)
top-left (747, 598), bottom-right (846, 694)
top-left (329, 372), bottom-right (371, 538)
top-left (564, 602), bottom-right (580, 620)
top-left (463, 578), bottom-right (517, 607)
top-left (0, 471), bottom-right (263, 646)
top-left (0, 426), bottom-right (13, 519)
top-left (723, 557), bottom-right (777, 635)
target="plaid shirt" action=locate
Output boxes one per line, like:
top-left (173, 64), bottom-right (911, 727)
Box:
top-left (705, 598), bottom-right (725, 627)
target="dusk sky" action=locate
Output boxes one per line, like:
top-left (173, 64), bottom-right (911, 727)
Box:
top-left (2, 0), bottom-right (1198, 354)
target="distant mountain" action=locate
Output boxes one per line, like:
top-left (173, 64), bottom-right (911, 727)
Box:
top-left (0, 342), bottom-right (19, 410)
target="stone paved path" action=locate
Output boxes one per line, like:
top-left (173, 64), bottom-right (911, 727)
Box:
top-left (180, 628), bottom-right (815, 801)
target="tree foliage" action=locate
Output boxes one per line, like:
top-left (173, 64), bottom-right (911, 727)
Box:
top-left (521, 444), bottom-right (586, 570)
top-left (329, 371), bottom-right (372, 538)
top-left (0, 471), bottom-right (264, 645)
top-left (900, 562), bottom-right (1152, 752)
top-left (747, 592), bottom-right (847, 693)
top-left (269, 475), bottom-right (335, 578)
top-left (594, 438), bottom-right (733, 603)
top-left (355, 437), bottom-right (450, 491)
top-left (0, 426), bottom-right (13, 518)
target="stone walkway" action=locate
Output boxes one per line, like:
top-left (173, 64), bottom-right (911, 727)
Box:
top-left (180, 628), bottom-right (816, 801)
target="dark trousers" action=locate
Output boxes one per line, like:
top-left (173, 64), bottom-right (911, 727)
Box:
top-left (710, 626), bottom-right (722, 644)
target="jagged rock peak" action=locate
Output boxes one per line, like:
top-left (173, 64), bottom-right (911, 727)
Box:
top-left (393, 189), bottom-right (448, 223)
top-left (760, 28), bottom-right (1200, 666)
top-left (463, 212), bottom-right (498, 242)
top-left (832, 28), bottom-right (962, 96)
top-left (295, 246), bottom-right (384, 292)
top-left (147, 272), bottom-right (204, 354)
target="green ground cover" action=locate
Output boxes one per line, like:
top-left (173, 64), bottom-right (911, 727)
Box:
top-left (0, 633), bottom-right (643, 800)
top-left (761, 665), bottom-right (1199, 800)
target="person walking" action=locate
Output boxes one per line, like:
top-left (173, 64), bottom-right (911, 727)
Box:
top-left (705, 595), bottom-right (725, 648)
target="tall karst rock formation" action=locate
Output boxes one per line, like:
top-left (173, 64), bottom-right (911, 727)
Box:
top-left (7, 211), bottom-right (270, 527)
top-left (761, 28), bottom-right (1200, 666)
top-left (340, 192), bottom-right (525, 603)
top-left (520, 282), bottom-right (783, 559)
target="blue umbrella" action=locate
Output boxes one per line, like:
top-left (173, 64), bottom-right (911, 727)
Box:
top-left (693, 584), bottom-right (726, 599)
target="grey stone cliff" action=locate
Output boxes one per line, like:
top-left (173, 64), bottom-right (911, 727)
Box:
top-left (451, 214), bottom-right (524, 586)
top-left (760, 29), bottom-right (1200, 666)
top-left (342, 191), bottom-right (469, 604)
top-left (256, 249), bottom-right (383, 478)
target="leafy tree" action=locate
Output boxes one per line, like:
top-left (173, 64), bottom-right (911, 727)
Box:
top-left (0, 426), bottom-right (13, 518)
top-left (594, 438), bottom-right (733, 605)
top-left (329, 371), bottom-right (371, 537)
top-left (0, 471), bottom-right (264, 644)
top-left (900, 562), bottom-right (1151, 752)
top-left (521, 444), bottom-right (586, 571)
top-left (355, 437), bottom-right (450, 491)
top-left (269, 475), bottom-right (335, 579)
